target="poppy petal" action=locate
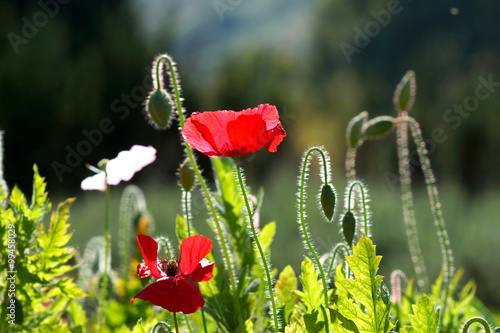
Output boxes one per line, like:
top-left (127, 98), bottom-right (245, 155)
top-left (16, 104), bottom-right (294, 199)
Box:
top-left (183, 104), bottom-right (286, 157)
top-left (107, 145), bottom-right (156, 185)
top-left (184, 258), bottom-right (215, 282)
top-left (81, 172), bottom-right (107, 191)
top-left (136, 235), bottom-right (163, 279)
top-left (179, 235), bottom-right (213, 277)
top-left (131, 278), bottom-right (204, 314)
top-left (137, 263), bottom-right (152, 278)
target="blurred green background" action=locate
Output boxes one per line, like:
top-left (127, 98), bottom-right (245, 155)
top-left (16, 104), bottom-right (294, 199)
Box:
top-left (1, 0), bottom-right (500, 309)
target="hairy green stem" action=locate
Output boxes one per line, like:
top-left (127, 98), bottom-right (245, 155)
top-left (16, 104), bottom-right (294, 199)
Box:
top-left (151, 321), bottom-right (172, 333)
top-left (99, 183), bottom-right (111, 329)
top-left (347, 181), bottom-right (369, 237)
top-left (345, 146), bottom-right (358, 182)
top-left (396, 112), bottom-right (429, 293)
top-left (462, 317), bottom-right (492, 333)
top-left (235, 156), bottom-right (281, 332)
top-left (298, 147), bottom-right (331, 310)
top-left (183, 190), bottom-right (191, 237)
top-left (398, 116), bottom-right (454, 328)
top-left (155, 54), bottom-right (242, 321)
top-left (327, 243), bottom-right (350, 281)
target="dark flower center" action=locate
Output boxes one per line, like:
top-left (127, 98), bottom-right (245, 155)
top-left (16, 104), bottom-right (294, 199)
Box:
top-left (159, 258), bottom-right (180, 277)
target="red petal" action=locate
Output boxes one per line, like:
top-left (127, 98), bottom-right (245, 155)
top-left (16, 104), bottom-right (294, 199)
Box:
top-left (136, 235), bottom-right (162, 279)
top-left (185, 259), bottom-right (215, 282)
top-left (182, 104), bottom-right (286, 157)
top-left (131, 278), bottom-right (204, 314)
top-left (137, 263), bottom-right (152, 278)
top-left (179, 235), bottom-right (213, 278)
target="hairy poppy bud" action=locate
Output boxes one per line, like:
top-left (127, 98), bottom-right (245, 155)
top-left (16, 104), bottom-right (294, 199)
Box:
top-left (320, 183), bottom-right (336, 222)
top-left (363, 116), bottom-right (395, 139)
top-left (347, 111), bottom-right (368, 149)
top-left (393, 70), bottom-right (416, 113)
top-left (342, 211), bottom-right (356, 247)
top-left (178, 159), bottom-right (195, 192)
top-left (146, 89), bottom-right (173, 130)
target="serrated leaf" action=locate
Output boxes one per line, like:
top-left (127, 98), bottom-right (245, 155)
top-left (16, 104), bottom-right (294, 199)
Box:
top-left (408, 294), bottom-right (439, 333)
top-left (175, 214), bottom-right (197, 243)
top-left (132, 319), bottom-right (148, 333)
top-left (67, 300), bottom-right (87, 328)
top-left (30, 165), bottom-right (49, 211)
top-left (276, 265), bottom-right (298, 323)
top-left (294, 257), bottom-right (323, 312)
top-left (336, 236), bottom-right (393, 333)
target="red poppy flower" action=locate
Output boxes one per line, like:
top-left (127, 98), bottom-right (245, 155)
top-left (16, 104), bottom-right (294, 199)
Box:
top-left (131, 234), bottom-right (215, 314)
top-left (182, 104), bottom-right (286, 157)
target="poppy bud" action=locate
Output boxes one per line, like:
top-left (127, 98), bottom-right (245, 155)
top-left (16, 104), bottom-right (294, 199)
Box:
top-left (346, 111), bottom-right (368, 148)
top-left (363, 116), bottom-right (395, 139)
top-left (146, 89), bottom-right (174, 130)
top-left (320, 183), bottom-right (336, 222)
top-left (178, 159), bottom-right (195, 192)
top-left (134, 212), bottom-right (151, 235)
top-left (393, 70), bottom-right (416, 112)
top-left (342, 211), bottom-right (356, 247)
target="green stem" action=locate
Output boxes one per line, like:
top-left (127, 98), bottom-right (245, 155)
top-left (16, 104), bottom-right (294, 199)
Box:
top-left (347, 181), bottom-right (369, 237)
top-left (396, 112), bottom-right (429, 293)
top-left (462, 317), bottom-right (492, 333)
top-left (155, 54), bottom-right (242, 322)
top-left (201, 308), bottom-right (208, 333)
top-left (151, 321), bottom-right (172, 333)
top-left (327, 243), bottom-right (350, 281)
top-left (398, 116), bottom-right (454, 328)
top-left (98, 182), bottom-right (111, 330)
top-left (183, 190), bottom-right (191, 237)
top-left (184, 314), bottom-right (193, 333)
top-left (235, 156), bottom-right (281, 332)
top-left (173, 312), bottom-right (180, 333)
top-left (298, 147), bottom-right (331, 310)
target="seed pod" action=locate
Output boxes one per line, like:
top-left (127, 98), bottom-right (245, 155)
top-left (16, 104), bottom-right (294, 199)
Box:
top-left (320, 183), bottom-right (336, 222)
top-left (145, 89), bottom-right (174, 130)
top-left (393, 70), bottom-right (416, 112)
top-left (346, 111), bottom-right (368, 148)
top-left (342, 211), bottom-right (356, 247)
top-left (363, 116), bottom-right (395, 139)
top-left (178, 159), bottom-right (195, 192)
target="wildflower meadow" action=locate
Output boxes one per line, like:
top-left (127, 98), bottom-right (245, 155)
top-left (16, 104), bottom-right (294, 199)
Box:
top-left (1, 51), bottom-right (499, 333)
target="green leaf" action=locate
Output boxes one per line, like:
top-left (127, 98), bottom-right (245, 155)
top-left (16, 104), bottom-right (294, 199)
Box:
top-left (304, 309), bottom-right (325, 333)
top-left (294, 257), bottom-right (323, 312)
top-left (175, 214), bottom-right (197, 243)
top-left (259, 221), bottom-right (276, 251)
top-left (38, 198), bottom-right (75, 280)
top-left (393, 70), bottom-right (416, 112)
top-left (329, 308), bottom-right (359, 333)
top-left (276, 265), bottom-right (298, 323)
top-left (408, 294), bottom-right (439, 333)
top-left (336, 236), bottom-right (393, 333)
top-left (347, 111), bottom-right (369, 148)
top-left (67, 300), bottom-right (87, 328)
top-left (132, 319), bottom-right (148, 333)
top-left (245, 318), bottom-right (254, 332)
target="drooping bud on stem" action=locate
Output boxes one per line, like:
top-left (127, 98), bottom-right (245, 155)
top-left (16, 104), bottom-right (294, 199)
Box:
top-left (320, 183), bottom-right (336, 222)
top-left (393, 70), bottom-right (416, 112)
top-left (178, 159), bottom-right (195, 192)
top-left (146, 89), bottom-right (174, 130)
top-left (362, 116), bottom-right (395, 139)
top-left (342, 211), bottom-right (356, 247)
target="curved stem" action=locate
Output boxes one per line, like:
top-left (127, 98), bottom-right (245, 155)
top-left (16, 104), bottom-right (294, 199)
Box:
top-left (347, 181), bottom-right (369, 237)
top-left (462, 317), bottom-right (492, 333)
top-left (99, 183), bottom-right (111, 330)
top-left (151, 321), bottom-right (172, 333)
top-left (157, 54), bottom-right (242, 321)
top-left (327, 243), bottom-right (350, 281)
top-left (396, 111), bottom-right (429, 293)
top-left (397, 116), bottom-right (454, 328)
top-left (298, 147), bottom-right (331, 309)
top-left (235, 156), bottom-right (280, 332)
